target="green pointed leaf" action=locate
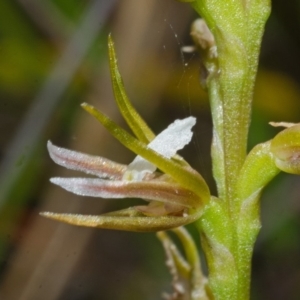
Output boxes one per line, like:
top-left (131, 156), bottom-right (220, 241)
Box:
top-left (81, 103), bottom-right (210, 204)
top-left (108, 34), bottom-right (155, 143)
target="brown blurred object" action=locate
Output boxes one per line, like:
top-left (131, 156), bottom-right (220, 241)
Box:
top-left (0, 1), bottom-right (195, 299)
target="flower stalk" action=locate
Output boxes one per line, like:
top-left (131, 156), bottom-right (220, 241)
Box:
top-left (178, 0), bottom-right (272, 299)
top-left (190, 0), bottom-right (271, 202)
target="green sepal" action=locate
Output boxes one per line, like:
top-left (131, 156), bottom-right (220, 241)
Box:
top-left (40, 208), bottom-right (202, 232)
top-left (108, 34), bottom-right (155, 144)
top-left (81, 102), bottom-right (210, 204)
top-left (109, 34), bottom-right (189, 168)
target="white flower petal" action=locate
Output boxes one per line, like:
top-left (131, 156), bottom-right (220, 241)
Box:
top-left (50, 177), bottom-right (199, 208)
top-left (48, 141), bottom-right (126, 179)
top-left (149, 116), bottom-right (196, 157)
top-left (127, 117), bottom-right (196, 176)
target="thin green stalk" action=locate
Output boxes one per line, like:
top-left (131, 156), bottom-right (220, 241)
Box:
top-left (188, 0), bottom-right (271, 299)
top-left (191, 0), bottom-right (271, 204)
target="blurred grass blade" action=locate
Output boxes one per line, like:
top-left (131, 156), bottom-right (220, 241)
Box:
top-left (108, 34), bottom-right (155, 143)
top-left (81, 103), bottom-right (210, 203)
top-left (0, 0), bottom-right (118, 207)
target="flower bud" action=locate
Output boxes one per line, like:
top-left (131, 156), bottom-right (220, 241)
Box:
top-left (270, 124), bottom-right (300, 174)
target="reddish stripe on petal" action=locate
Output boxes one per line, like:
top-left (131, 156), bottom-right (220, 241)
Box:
top-left (50, 177), bottom-right (201, 209)
top-left (48, 141), bottom-right (126, 179)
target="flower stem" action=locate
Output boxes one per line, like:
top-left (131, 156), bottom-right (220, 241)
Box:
top-left (190, 0), bottom-right (271, 299)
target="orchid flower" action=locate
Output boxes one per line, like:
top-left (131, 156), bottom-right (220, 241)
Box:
top-left (41, 35), bottom-right (210, 232)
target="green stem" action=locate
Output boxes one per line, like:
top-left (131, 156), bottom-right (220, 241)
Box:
top-left (190, 0), bottom-right (271, 299)
top-left (192, 0), bottom-right (271, 204)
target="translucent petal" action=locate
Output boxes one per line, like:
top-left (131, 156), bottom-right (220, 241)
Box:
top-left (127, 117), bottom-right (196, 174)
top-left (48, 141), bottom-right (126, 179)
top-left (50, 177), bottom-right (201, 208)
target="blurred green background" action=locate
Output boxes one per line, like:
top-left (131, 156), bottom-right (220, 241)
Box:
top-left (0, 0), bottom-right (300, 299)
